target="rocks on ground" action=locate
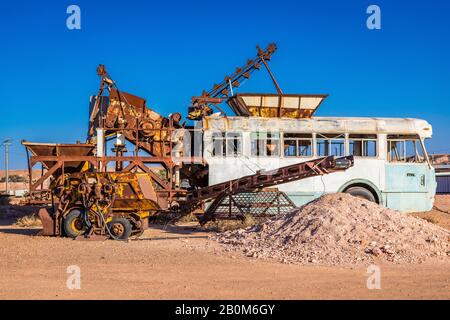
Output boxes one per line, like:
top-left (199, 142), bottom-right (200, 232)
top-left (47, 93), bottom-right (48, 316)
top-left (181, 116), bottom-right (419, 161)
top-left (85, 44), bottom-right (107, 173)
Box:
top-left (213, 193), bottom-right (450, 266)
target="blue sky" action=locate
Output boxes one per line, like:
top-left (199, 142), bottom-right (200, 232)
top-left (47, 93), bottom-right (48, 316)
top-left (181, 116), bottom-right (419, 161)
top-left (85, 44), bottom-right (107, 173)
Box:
top-left (0, 0), bottom-right (449, 169)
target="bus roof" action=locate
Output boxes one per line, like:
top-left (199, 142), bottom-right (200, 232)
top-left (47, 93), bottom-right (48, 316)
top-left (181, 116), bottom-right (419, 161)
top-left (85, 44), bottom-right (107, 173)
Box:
top-left (202, 116), bottom-right (433, 138)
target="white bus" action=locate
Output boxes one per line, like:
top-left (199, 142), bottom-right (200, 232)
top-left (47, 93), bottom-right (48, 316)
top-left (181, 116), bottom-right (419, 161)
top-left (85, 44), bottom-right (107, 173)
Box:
top-left (200, 115), bottom-right (436, 212)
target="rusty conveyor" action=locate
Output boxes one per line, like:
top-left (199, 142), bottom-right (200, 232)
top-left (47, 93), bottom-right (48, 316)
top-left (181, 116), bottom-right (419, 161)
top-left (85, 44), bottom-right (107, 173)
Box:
top-left (186, 155), bottom-right (354, 220)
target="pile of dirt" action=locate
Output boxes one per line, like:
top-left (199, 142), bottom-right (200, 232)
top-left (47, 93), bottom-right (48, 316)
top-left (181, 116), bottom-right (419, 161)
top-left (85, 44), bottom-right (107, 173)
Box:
top-left (214, 193), bottom-right (450, 266)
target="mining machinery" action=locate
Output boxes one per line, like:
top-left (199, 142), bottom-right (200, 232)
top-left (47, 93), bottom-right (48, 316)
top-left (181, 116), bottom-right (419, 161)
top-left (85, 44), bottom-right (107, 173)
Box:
top-left (23, 43), bottom-right (353, 240)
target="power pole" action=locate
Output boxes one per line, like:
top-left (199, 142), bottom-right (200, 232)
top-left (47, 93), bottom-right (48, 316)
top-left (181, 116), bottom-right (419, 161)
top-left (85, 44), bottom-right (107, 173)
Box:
top-left (1, 139), bottom-right (12, 195)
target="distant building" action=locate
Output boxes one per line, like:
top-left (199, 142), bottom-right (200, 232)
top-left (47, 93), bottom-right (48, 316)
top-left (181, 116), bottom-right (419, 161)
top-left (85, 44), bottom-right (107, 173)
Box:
top-left (430, 154), bottom-right (450, 194)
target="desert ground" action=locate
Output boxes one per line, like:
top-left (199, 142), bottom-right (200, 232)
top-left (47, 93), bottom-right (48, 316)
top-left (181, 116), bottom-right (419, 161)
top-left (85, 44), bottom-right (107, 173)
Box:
top-left (0, 196), bottom-right (449, 300)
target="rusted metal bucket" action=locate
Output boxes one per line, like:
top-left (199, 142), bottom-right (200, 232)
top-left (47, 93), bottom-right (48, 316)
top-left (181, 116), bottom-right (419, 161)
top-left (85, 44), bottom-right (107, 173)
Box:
top-left (23, 141), bottom-right (95, 172)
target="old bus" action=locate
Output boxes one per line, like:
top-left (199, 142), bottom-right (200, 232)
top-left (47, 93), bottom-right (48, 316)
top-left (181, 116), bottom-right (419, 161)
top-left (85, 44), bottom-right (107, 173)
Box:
top-left (200, 115), bottom-right (436, 212)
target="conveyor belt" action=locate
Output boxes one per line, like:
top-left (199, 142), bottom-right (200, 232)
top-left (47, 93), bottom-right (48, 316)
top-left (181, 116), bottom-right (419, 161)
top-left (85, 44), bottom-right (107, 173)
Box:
top-left (187, 155), bottom-right (354, 206)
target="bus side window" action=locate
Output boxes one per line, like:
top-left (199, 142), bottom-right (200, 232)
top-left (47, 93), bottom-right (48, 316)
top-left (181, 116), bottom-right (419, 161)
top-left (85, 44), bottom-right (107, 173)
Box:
top-left (283, 133), bottom-right (312, 157)
top-left (405, 140), bottom-right (425, 163)
top-left (316, 134), bottom-right (345, 157)
top-left (266, 133), bottom-right (280, 156)
top-left (226, 132), bottom-right (242, 156)
top-left (212, 132), bottom-right (226, 157)
top-left (316, 139), bottom-right (328, 156)
top-left (349, 134), bottom-right (377, 157)
top-left (387, 135), bottom-right (425, 163)
top-left (251, 132), bottom-right (263, 156)
top-left (251, 132), bottom-right (280, 157)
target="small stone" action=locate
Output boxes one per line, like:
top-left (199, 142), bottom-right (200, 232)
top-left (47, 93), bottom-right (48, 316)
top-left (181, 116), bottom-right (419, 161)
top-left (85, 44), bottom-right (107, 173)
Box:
top-left (365, 247), bottom-right (382, 256)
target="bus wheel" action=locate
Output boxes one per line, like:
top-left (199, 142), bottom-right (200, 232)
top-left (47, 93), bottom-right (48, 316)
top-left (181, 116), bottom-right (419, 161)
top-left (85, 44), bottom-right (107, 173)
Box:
top-left (345, 186), bottom-right (376, 203)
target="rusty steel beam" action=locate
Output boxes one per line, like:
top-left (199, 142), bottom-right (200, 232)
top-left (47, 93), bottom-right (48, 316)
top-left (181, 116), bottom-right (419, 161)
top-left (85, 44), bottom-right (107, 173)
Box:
top-left (134, 160), bottom-right (170, 189)
top-left (187, 156), bottom-right (354, 205)
top-left (29, 161), bottom-right (62, 192)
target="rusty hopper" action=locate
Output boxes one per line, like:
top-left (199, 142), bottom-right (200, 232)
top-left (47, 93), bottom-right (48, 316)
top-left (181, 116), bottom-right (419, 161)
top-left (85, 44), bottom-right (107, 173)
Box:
top-left (22, 142), bottom-right (95, 202)
top-left (23, 142), bottom-right (95, 173)
top-left (227, 93), bottom-right (328, 118)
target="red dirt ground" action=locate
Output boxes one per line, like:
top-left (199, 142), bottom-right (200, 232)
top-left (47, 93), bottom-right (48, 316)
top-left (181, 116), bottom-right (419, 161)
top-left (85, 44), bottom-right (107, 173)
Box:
top-left (0, 196), bottom-right (448, 300)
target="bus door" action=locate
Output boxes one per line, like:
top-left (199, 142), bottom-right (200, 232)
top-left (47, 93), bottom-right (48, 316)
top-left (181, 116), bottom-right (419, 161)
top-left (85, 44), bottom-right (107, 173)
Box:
top-left (384, 136), bottom-right (435, 211)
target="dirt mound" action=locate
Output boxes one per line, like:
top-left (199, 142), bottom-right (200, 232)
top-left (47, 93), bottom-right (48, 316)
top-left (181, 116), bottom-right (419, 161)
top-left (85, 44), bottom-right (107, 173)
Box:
top-left (214, 193), bottom-right (450, 266)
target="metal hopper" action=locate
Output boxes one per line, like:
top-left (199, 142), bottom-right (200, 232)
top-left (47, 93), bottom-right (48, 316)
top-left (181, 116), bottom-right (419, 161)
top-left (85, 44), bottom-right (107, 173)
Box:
top-left (22, 141), bottom-right (95, 173)
top-left (227, 93), bottom-right (328, 118)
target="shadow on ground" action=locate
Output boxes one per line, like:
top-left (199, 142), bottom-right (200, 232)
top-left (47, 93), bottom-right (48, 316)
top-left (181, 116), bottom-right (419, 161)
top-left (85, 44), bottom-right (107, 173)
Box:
top-left (0, 227), bottom-right (40, 236)
top-left (134, 223), bottom-right (210, 241)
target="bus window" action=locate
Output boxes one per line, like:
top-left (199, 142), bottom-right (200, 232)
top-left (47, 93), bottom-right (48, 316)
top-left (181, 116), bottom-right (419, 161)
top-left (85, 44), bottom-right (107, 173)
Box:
top-left (226, 132), bottom-right (242, 156)
top-left (211, 132), bottom-right (226, 157)
top-left (387, 135), bottom-right (425, 163)
top-left (267, 133), bottom-right (280, 156)
top-left (283, 133), bottom-right (312, 157)
top-left (349, 134), bottom-right (377, 157)
top-left (251, 132), bottom-right (280, 157)
top-left (251, 132), bottom-right (263, 156)
top-left (405, 140), bottom-right (425, 162)
top-left (316, 134), bottom-right (345, 157)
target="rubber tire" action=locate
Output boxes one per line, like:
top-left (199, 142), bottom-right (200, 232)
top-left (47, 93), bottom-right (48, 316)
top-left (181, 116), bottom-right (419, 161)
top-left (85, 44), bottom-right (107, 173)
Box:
top-left (64, 209), bottom-right (87, 238)
top-left (107, 218), bottom-right (132, 240)
top-left (345, 186), bottom-right (377, 203)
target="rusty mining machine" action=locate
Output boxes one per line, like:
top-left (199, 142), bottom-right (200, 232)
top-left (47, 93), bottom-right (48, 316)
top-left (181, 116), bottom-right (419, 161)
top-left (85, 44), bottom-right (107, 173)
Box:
top-left (23, 43), bottom-right (354, 240)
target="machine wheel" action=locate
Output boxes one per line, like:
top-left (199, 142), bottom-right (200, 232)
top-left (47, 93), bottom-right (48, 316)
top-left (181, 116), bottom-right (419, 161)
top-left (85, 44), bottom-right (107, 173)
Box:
top-left (345, 186), bottom-right (377, 203)
top-left (64, 209), bottom-right (87, 238)
top-left (107, 218), bottom-right (132, 240)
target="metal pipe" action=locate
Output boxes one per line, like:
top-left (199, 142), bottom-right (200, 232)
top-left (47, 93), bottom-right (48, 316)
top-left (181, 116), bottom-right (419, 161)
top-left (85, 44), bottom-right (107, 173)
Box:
top-left (435, 172), bottom-right (450, 177)
top-left (2, 139), bottom-right (12, 195)
top-left (96, 129), bottom-right (105, 171)
top-left (260, 57), bottom-right (283, 95)
top-left (5, 143), bottom-right (9, 194)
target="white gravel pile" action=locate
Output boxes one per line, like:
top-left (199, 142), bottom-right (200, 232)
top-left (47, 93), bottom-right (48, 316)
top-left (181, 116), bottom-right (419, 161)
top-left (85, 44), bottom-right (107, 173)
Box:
top-left (214, 193), bottom-right (450, 265)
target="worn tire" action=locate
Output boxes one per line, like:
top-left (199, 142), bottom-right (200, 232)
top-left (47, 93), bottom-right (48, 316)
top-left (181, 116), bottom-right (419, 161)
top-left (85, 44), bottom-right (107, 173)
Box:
top-left (64, 209), bottom-right (87, 238)
top-left (107, 218), bottom-right (132, 240)
top-left (345, 186), bottom-right (377, 203)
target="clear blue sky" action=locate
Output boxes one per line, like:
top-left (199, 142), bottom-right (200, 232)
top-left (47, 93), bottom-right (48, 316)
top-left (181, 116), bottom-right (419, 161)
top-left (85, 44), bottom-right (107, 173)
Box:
top-left (0, 0), bottom-right (449, 169)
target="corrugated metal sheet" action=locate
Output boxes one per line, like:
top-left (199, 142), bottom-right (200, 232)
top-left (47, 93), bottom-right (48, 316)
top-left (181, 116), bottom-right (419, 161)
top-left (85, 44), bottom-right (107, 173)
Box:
top-left (436, 175), bottom-right (450, 194)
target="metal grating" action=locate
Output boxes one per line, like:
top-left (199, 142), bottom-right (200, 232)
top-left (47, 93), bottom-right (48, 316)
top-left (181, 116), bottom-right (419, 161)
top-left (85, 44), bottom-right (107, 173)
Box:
top-left (204, 190), bottom-right (296, 220)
